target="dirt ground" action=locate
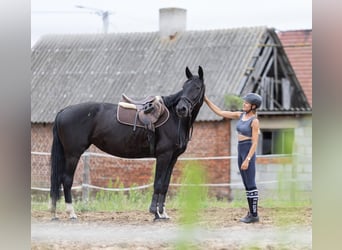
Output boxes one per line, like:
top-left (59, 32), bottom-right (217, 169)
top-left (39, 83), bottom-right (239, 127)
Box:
top-left (31, 207), bottom-right (312, 249)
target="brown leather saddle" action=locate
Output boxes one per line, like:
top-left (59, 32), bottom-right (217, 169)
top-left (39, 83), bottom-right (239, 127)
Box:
top-left (117, 94), bottom-right (170, 132)
top-left (117, 94), bottom-right (170, 154)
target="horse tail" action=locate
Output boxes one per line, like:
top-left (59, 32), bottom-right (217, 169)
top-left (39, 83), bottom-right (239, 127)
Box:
top-left (50, 115), bottom-right (65, 202)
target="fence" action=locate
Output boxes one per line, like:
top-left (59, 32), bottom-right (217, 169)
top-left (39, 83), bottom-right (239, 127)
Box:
top-left (31, 151), bottom-right (312, 201)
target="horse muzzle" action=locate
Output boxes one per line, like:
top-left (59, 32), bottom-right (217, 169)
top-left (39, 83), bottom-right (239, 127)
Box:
top-left (176, 99), bottom-right (191, 118)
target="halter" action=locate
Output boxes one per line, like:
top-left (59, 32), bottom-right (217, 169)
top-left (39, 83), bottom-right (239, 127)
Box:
top-left (177, 83), bottom-right (205, 147)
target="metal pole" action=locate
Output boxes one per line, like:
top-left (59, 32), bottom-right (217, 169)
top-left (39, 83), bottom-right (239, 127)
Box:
top-left (291, 147), bottom-right (298, 203)
top-left (82, 153), bottom-right (90, 202)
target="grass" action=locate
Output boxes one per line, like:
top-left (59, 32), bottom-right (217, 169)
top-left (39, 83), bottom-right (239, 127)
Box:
top-left (31, 186), bottom-right (312, 212)
top-left (31, 187), bottom-right (312, 213)
top-left (31, 161), bottom-right (312, 214)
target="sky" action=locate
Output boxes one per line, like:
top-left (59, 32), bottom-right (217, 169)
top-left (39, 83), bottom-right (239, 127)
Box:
top-left (31, 0), bottom-right (312, 46)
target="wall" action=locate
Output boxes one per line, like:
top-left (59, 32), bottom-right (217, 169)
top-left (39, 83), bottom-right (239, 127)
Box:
top-left (230, 115), bottom-right (312, 195)
top-left (31, 120), bottom-right (232, 197)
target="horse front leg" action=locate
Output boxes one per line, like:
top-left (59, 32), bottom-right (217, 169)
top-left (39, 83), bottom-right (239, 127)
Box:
top-left (149, 193), bottom-right (159, 214)
top-left (150, 193), bottom-right (170, 220)
top-left (152, 155), bottom-right (178, 220)
top-left (150, 154), bottom-right (174, 220)
top-left (149, 172), bottom-right (163, 218)
top-left (149, 162), bottom-right (162, 215)
top-left (149, 192), bottom-right (169, 220)
top-left (157, 157), bottom-right (178, 220)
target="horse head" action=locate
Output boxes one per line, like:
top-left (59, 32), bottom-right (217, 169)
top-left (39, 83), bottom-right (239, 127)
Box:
top-left (176, 66), bottom-right (205, 118)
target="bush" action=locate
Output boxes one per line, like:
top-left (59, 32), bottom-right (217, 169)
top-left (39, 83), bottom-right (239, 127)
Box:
top-left (224, 94), bottom-right (243, 110)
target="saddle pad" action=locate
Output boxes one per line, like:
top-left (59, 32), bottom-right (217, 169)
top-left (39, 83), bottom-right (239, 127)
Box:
top-left (117, 105), bottom-right (170, 129)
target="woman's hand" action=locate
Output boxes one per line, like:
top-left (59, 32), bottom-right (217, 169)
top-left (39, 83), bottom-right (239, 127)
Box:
top-left (241, 159), bottom-right (249, 170)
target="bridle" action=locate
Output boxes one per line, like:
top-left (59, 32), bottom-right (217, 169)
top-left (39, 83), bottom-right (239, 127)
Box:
top-left (177, 82), bottom-right (205, 147)
top-left (179, 81), bottom-right (205, 115)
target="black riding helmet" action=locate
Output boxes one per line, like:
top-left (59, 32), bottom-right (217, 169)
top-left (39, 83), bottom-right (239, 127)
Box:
top-left (243, 93), bottom-right (262, 110)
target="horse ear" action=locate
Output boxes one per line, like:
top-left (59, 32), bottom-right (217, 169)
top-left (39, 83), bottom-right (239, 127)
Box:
top-left (198, 66), bottom-right (203, 80)
top-left (185, 67), bottom-right (193, 79)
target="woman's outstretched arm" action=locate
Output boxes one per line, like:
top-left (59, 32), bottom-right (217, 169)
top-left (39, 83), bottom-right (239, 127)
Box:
top-left (204, 95), bottom-right (241, 120)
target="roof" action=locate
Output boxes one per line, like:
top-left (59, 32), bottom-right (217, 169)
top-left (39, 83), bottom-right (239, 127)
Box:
top-left (31, 27), bottom-right (311, 123)
top-left (278, 29), bottom-right (312, 107)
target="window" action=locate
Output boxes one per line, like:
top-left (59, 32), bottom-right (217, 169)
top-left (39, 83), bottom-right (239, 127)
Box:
top-left (260, 129), bottom-right (294, 155)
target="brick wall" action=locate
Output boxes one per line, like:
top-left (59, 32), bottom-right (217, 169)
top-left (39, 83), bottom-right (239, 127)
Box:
top-left (31, 120), bottom-right (232, 197)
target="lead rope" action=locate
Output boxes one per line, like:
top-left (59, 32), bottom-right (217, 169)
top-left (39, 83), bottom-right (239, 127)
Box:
top-left (177, 119), bottom-right (181, 147)
top-left (188, 114), bottom-right (193, 141)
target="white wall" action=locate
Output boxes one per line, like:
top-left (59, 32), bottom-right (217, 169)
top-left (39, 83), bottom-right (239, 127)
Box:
top-left (230, 115), bottom-right (312, 193)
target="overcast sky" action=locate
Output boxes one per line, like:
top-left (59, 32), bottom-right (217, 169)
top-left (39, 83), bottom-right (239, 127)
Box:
top-left (31, 0), bottom-right (312, 46)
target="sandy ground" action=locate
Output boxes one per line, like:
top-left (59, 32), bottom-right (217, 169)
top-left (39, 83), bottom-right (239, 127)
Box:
top-left (31, 207), bottom-right (312, 249)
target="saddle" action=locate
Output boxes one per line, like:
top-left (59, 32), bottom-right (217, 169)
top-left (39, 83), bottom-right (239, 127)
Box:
top-left (117, 94), bottom-right (170, 154)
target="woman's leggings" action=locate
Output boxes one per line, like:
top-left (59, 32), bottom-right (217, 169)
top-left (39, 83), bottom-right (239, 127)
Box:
top-left (238, 139), bottom-right (258, 216)
top-left (238, 139), bottom-right (257, 190)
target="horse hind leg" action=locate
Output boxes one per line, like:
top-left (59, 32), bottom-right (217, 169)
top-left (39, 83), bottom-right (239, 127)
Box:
top-left (62, 155), bottom-right (80, 220)
top-left (155, 157), bottom-right (178, 220)
top-left (49, 197), bottom-right (58, 220)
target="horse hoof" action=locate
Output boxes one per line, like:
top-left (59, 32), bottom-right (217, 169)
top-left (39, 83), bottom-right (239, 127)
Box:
top-left (153, 217), bottom-right (170, 222)
top-left (153, 212), bottom-right (170, 221)
top-left (51, 217), bottom-right (59, 221)
top-left (69, 217), bottom-right (77, 221)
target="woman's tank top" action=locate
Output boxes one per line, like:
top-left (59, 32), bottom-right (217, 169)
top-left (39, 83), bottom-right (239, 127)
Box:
top-left (236, 113), bottom-right (256, 137)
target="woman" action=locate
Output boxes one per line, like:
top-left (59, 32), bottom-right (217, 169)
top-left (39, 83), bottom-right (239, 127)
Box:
top-left (204, 93), bottom-right (262, 223)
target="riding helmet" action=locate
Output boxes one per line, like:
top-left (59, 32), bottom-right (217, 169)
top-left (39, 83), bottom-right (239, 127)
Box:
top-left (243, 93), bottom-right (262, 109)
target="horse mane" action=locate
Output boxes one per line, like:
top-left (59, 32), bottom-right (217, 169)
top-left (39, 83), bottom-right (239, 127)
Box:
top-left (161, 86), bottom-right (204, 123)
top-left (161, 90), bottom-right (183, 109)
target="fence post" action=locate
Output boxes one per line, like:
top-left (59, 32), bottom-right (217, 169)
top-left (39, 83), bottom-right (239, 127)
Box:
top-left (82, 152), bottom-right (90, 202)
top-left (291, 150), bottom-right (298, 202)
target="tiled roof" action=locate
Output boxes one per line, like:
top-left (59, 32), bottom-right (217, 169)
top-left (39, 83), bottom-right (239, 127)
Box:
top-left (31, 27), bottom-right (311, 123)
top-left (278, 30), bottom-right (312, 107)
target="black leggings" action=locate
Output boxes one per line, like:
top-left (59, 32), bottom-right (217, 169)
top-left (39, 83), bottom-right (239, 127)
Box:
top-left (238, 140), bottom-right (257, 191)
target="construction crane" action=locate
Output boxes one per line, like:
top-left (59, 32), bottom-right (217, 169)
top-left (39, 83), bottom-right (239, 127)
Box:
top-left (75, 5), bottom-right (114, 34)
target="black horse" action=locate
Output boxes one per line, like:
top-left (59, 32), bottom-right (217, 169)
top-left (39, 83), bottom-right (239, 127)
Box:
top-left (50, 66), bottom-right (205, 220)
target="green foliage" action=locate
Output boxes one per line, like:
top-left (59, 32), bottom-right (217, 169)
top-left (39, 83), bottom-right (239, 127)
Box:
top-left (274, 129), bottom-right (295, 154)
top-left (224, 94), bottom-right (243, 110)
top-left (74, 177), bottom-right (154, 212)
top-left (174, 161), bottom-right (208, 250)
top-left (176, 161), bottom-right (208, 225)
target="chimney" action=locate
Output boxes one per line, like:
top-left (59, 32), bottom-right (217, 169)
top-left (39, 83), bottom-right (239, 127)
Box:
top-left (159, 8), bottom-right (186, 40)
